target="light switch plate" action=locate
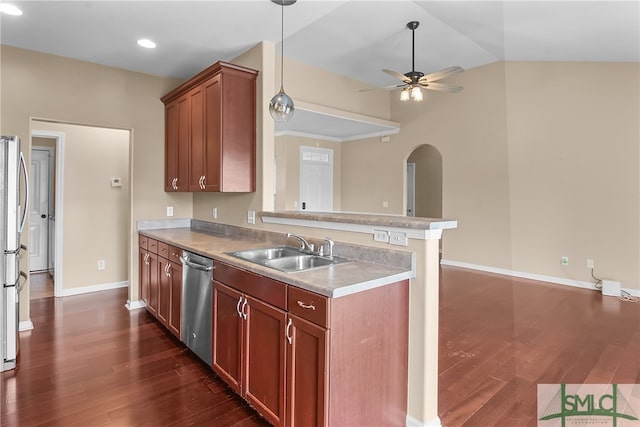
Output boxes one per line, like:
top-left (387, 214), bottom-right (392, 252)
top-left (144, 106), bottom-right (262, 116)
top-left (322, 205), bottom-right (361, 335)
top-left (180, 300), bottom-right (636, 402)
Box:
top-left (247, 210), bottom-right (256, 224)
top-left (166, 206), bottom-right (174, 217)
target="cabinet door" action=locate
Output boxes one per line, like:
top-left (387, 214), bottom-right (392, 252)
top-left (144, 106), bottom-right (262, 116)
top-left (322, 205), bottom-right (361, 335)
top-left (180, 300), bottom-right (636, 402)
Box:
top-left (147, 252), bottom-right (159, 315)
top-left (202, 74), bottom-right (221, 192)
top-left (188, 85), bottom-right (205, 191)
top-left (212, 281), bottom-right (243, 393)
top-left (244, 296), bottom-right (287, 427)
top-left (157, 257), bottom-right (171, 326)
top-left (165, 95), bottom-right (190, 192)
top-left (139, 248), bottom-right (150, 305)
top-left (168, 261), bottom-right (182, 338)
top-left (286, 314), bottom-right (328, 427)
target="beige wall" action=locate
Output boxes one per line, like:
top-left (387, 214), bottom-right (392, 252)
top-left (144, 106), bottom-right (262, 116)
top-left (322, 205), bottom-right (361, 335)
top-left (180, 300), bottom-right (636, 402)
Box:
top-left (342, 61), bottom-right (640, 291)
top-left (32, 121), bottom-right (130, 290)
top-left (0, 45), bottom-right (188, 318)
top-left (274, 135), bottom-right (342, 211)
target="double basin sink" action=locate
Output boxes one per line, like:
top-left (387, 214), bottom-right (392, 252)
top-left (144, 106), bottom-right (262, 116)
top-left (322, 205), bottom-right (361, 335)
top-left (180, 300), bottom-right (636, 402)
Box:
top-left (227, 246), bottom-right (350, 273)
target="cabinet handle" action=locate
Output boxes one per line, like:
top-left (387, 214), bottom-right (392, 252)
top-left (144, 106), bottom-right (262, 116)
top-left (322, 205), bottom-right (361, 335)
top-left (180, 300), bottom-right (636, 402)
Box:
top-left (236, 296), bottom-right (243, 318)
top-left (296, 300), bottom-right (316, 311)
top-left (144, 253), bottom-right (150, 265)
top-left (166, 264), bottom-right (171, 277)
top-left (241, 298), bottom-right (248, 320)
top-left (201, 175), bottom-right (206, 189)
top-left (285, 318), bottom-right (292, 345)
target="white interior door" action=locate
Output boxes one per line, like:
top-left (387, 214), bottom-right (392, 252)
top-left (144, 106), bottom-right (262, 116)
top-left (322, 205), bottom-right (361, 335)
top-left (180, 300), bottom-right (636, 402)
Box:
top-left (300, 146), bottom-right (333, 212)
top-left (29, 149), bottom-right (50, 272)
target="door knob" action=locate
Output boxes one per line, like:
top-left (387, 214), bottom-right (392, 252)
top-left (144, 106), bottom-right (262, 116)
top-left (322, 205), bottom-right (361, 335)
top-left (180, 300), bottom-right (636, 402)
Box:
top-left (40, 214), bottom-right (46, 218)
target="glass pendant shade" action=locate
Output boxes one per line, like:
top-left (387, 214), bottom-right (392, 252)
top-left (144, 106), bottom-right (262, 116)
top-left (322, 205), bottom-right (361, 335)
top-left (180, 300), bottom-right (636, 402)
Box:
top-left (400, 88), bottom-right (410, 101)
top-left (269, 87), bottom-right (295, 122)
top-left (411, 86), bottom-right (423, 101)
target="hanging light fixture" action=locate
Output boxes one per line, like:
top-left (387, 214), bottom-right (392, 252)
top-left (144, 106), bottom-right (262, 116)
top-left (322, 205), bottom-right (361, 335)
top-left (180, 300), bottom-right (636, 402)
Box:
top-left (269, 0), bottom-right (296, 122)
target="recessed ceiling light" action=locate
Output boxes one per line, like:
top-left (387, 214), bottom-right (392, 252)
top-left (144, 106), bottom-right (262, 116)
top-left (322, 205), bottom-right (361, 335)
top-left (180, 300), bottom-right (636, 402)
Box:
top-left (0, 3), bottom-right (23, 16)
top-left (137, 39), bottom-right (157, 49)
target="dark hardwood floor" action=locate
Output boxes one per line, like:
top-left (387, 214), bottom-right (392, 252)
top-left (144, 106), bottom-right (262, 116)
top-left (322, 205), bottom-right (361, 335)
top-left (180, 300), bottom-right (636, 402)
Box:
top-left (29, 272), bottom-right (54, 300)
top-left (439, 266), bottom-right (640, 426)
top-left (2, 266), bottom-right (638, 426)
top-left (1, 286), bottom-right (269, 427)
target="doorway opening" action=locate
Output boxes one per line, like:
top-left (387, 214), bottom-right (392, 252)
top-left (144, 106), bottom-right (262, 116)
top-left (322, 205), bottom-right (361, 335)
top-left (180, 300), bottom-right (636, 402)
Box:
top-left (29, 142), bottom-right (56, 299)
top-left (31, 121), bottom-right (131, 299)
top-left (406, 144), bottom-right (442, 218)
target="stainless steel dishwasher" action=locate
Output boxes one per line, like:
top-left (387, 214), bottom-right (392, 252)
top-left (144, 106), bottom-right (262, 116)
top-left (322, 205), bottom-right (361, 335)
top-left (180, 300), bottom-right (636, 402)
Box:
top-left (180, 251), bottom-right (214, 365)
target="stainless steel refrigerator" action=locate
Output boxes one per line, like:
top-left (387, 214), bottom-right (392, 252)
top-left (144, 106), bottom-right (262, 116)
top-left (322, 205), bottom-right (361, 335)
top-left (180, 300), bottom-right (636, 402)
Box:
top-left (1, 135), bottom-right (29, 372)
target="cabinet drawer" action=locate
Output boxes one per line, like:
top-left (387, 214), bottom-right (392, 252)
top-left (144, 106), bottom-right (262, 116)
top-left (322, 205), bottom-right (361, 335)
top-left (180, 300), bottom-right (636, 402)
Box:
top-left (157, 242), bottom-right (170, 258)
top-left (169, 245), bottom-right (182, 264)
top-left (215, 262), bottom-right (287, 310)
top-left (139, 235), bottom-right (148, 249)
top-left (288, 286), bottom-right (329, 328)
top-left (148, 238), bottom-right (159, 254)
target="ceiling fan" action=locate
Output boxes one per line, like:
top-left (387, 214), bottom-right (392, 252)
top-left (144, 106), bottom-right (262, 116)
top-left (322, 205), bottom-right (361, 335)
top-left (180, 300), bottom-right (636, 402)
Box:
top-left (382, 21), bottom-right (464, 101)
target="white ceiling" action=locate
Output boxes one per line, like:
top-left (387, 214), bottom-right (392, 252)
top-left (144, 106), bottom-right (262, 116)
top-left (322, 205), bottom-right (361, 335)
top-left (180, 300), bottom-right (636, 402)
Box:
top-left (2, 1), bottom-right (638, 88)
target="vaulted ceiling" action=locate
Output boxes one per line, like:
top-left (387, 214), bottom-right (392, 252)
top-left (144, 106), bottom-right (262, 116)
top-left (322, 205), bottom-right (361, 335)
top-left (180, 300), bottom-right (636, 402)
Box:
top-left (2, 1), bottom-right (638, 89)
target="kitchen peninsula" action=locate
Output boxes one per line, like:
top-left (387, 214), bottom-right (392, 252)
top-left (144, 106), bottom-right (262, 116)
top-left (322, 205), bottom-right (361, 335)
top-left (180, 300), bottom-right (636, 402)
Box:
top-left (137, 212), bottom-right (456, 427)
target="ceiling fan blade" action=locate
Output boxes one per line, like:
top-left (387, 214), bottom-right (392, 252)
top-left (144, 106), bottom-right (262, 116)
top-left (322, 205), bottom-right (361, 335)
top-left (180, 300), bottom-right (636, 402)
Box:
top-left (358, 83), bottom-right (407, 93)
top-left (419, 82), bottom-right (464, 93)
top-left (383, 69), bottom-right (411, 83)
top-left (420, 65), bottom-right (464, 83)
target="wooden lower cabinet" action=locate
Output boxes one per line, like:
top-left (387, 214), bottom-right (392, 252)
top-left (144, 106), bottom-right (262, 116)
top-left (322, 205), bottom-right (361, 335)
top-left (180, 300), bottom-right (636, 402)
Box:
top-left (212, 261), bottom-right (409, 427)
top-left (286, 314), bottom-right (328, 427)
top-left (168, 260), bottom-right (182, 337)
top-left (138, 236), bottom-right (182, 339)
top-left (212, 281), bottom-right (286, 427)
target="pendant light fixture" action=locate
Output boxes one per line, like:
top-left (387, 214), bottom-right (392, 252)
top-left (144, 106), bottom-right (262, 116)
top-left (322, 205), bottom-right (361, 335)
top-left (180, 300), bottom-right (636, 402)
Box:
top-left (269, 0), bottom-right (296, 122)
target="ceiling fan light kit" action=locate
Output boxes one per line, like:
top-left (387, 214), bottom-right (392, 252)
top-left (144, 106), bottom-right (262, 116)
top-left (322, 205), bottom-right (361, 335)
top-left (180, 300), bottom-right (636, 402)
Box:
top-left (385, 21), bottom-right (465, 102)
top-left (269, 0), bottom-right (297, 122)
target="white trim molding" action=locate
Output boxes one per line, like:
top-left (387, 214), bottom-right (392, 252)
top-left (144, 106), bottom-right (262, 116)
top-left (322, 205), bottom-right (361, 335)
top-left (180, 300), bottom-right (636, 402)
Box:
top-left (440, 260), bottom-right (640, 297)
top-left (18, 320), bottom-right (34, 332)
top-left (60, 281), bottom-right (128, 297)
top-left (406, 415), bottom-right (441, 427)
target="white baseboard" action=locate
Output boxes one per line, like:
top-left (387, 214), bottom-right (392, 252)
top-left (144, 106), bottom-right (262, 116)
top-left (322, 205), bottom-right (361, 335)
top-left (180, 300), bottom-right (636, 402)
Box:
top-left (61, 281), bottom-right (128, 297)
top-left (440, 260), bottom-right (640, 297)
top-left (18, 320), bottom-right (34, 332)
top-left (126, 299), bottom-right (147, 310)
top-left (406, 415), bottom-right (441, 427)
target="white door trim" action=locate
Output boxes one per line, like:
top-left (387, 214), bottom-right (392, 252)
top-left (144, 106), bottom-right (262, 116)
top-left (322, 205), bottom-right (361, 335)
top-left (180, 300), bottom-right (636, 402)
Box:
top-left (31, 129), bottom-right (65, 298)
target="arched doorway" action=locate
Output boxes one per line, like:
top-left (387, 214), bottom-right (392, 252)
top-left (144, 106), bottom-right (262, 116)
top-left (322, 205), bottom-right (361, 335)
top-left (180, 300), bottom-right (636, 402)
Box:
top-left (407, 144), bottom-right (442, 218)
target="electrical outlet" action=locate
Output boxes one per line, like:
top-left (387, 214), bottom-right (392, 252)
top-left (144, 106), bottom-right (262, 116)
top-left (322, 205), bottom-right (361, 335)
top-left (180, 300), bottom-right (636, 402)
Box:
top-left (98, 260), bottom-right (105, 270)
top-left (373, 229), bottom-right (390, 243)
top-left (212, 207), bottom-right (218, 219)
top-left (587, 259), bottom-right (595, 269)
top-left (247, 210), bottom-right (256, 225)
top-left (389, 231), bottom-right (408, 246)
top-left (166, 206), bottom-right (174, 217)
top-left (382, 201), bottom-right (389, 208)
top-left (561, 256), bottom-right (569, 266)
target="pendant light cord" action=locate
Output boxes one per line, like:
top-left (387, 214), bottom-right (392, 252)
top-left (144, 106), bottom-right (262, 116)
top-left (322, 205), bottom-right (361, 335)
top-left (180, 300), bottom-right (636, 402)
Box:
top-left (280, 1), bottom-right (284, 92)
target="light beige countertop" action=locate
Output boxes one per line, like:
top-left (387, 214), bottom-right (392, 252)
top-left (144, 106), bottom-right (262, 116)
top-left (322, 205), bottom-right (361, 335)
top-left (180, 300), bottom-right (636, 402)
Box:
top-left (139, 227), bottom-right (414, 298)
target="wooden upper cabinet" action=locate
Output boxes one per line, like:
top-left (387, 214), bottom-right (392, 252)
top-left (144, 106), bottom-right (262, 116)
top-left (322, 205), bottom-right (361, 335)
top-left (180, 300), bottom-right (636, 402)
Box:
top-left (165, 95), bottom-right (190, 192)
top-left (161, 61), bottom-right (258, 193)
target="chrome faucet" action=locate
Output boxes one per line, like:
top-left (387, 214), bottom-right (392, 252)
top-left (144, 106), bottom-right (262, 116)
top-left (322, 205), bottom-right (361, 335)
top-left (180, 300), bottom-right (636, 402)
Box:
top-left (286, 233), bottom-right (314, 253)
top-left (319, 237), bottom-right (335, 257)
